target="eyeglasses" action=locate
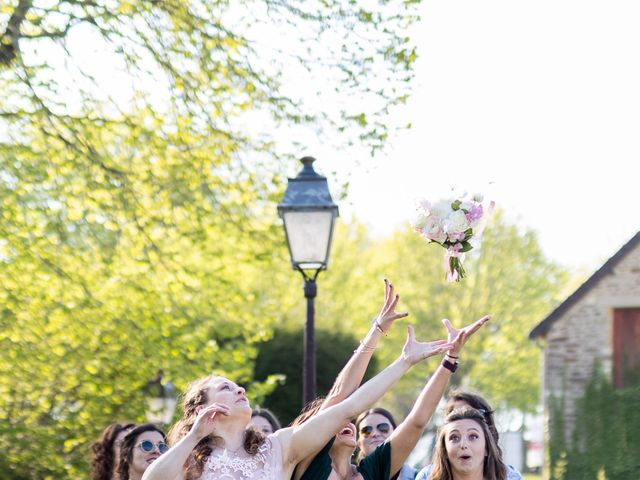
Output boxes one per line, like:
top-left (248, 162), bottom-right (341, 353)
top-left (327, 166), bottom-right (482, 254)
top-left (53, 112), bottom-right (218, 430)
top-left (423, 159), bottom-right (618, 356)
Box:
top-left (137, 440), bottom-right (169, 454)
top-left (359, 422), bottom-right (391, 437)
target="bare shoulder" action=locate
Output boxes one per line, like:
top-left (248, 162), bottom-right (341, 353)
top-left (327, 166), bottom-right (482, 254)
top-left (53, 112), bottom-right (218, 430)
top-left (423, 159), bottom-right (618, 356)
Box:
top-left (272, 426), bottom-right (295, 460)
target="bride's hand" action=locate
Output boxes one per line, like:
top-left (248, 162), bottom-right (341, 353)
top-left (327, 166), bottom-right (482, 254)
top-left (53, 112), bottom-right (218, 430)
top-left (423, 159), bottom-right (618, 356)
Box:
top-left (190, 403), bottom-right (230, 440)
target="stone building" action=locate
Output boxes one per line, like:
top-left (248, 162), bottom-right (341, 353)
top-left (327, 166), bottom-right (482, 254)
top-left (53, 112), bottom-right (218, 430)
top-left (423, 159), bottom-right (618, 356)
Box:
top-left (529, 231), bottom-right (640, 448)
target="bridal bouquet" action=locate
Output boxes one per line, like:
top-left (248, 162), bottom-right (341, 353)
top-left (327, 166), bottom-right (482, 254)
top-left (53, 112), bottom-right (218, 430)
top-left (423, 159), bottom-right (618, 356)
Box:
top-left (412, 193), bottom-right (493, 282)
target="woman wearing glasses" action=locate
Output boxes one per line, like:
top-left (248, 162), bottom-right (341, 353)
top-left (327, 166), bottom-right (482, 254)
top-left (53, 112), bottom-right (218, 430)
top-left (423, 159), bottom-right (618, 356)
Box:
top-left (141, 316), bottom-right (453, 480)
top-left (118, 424), bottom-right (169, 480)
top-left (355, 408), bottom-right (417, 480)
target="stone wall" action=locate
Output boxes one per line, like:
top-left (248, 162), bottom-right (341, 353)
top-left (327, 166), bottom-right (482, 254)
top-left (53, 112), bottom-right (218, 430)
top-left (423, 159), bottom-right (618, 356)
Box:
top-left (542, 240), bottom-right (640, 442)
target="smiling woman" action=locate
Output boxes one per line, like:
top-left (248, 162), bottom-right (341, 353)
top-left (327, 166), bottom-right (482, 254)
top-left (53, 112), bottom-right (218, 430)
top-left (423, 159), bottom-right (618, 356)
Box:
top-left (118, 424), bottom-right (168, 480)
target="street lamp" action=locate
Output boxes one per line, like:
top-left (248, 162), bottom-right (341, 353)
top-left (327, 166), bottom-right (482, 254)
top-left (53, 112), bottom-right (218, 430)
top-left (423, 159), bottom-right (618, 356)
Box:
top-left (145, 371), bottom-right (177, 426)
top-left (278, 156), bottom-right (339, 406)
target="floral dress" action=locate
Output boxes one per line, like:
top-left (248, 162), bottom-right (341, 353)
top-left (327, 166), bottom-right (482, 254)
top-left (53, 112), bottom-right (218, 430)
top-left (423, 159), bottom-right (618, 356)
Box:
top-left (197, 435), bottom-right (283, 480)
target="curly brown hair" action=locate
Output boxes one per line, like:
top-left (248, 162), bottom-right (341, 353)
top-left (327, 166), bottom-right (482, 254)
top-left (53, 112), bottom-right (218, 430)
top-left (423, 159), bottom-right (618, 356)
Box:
top-left (90, 423), bottom-right (135, 480)
top-left (167, 375), bottom-right (266, 480)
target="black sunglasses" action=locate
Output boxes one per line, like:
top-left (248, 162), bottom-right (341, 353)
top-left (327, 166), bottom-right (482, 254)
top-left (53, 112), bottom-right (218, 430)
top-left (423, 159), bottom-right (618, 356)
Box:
top-left (359, 422), bottom-right (391, 437)
top-left (138, 440), bottom-right (169, 454)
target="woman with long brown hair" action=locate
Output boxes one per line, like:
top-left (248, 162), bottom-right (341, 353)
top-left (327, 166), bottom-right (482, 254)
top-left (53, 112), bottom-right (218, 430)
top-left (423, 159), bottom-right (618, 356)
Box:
top-left (415, 391), bottom-right (523, 480)
top-left (428, 407), bottom-right (507, 480)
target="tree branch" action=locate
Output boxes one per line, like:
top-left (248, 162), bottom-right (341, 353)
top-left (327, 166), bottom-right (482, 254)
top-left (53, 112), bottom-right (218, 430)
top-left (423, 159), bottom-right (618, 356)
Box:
top-left (0, 0), bottom-right (33, 66)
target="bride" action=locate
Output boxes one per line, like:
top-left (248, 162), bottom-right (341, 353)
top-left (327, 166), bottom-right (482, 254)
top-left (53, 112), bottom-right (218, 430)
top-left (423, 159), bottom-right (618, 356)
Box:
top-left (142, 327), bottom-right (453, 480)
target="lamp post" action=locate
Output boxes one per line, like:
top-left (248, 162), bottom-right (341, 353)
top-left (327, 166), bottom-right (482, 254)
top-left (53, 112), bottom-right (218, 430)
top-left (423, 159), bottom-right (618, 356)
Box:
top-left (278, 156), bottom-right (339, 406)
top-left (145, 371), bottom-right (177, 426)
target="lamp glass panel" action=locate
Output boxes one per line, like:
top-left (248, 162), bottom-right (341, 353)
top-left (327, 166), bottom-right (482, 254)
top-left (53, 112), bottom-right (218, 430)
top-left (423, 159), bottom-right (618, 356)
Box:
top-left (283, 210), bottom-right (334, 269)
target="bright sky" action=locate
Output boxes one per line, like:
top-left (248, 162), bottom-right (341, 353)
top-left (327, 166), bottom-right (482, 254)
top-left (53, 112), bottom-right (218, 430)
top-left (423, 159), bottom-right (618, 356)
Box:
top-left (22, 1), bottom-right (639, 274)
top-left (314, 0), bottom-right (640, 273)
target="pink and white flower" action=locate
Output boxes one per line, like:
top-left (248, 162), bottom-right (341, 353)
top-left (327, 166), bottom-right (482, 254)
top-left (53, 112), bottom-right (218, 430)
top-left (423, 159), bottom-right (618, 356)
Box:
top-left (412, 192), bottom-right (494, 282)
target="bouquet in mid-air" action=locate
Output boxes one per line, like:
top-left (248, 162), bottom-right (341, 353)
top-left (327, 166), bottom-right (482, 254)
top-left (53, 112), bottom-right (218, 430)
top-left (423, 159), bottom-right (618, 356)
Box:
top-left (412, 193), bottom-right (493, 282)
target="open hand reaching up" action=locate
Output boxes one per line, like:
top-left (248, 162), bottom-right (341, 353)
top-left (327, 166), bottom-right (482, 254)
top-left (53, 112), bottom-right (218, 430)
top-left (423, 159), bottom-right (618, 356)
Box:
top-left (442, 314), bottom-right (490, 358)
top-left (400, 325), bottom-right (454, 366)
top-left (374, 278), bottom-right (409, 333)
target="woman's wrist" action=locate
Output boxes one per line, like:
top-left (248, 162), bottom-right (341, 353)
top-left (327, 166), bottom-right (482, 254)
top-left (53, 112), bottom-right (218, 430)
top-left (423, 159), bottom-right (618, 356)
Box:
top-left (396, 355), bottom-right (413, 370)
top-left (354, 339), bottom-right (377, 354)
top-left (186, 428), bottom-right (208, 444)
top-left (441, 357), bottom-right (459, 373)
top-left (371, 317), bottom-right (388, 336)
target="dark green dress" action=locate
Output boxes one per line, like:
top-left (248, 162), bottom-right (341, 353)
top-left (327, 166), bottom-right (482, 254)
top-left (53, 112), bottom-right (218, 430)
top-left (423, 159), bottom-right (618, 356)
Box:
top-left (298, 438), bottom-right (391, 480)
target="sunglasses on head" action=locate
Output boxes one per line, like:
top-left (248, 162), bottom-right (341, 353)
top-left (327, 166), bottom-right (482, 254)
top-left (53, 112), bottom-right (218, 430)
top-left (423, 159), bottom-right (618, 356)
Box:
top-left (359, 422), bottom-right (391, 437)
top-left (138, 440), bottom-right (169, 454)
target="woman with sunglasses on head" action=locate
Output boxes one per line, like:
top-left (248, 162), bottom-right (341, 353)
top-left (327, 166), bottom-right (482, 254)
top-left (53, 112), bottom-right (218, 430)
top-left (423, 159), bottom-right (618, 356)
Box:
top-left (118, 424), bottom-right (169, 480)
top-left (91, 422), bottom-right (136, 480)
top-left (415, 392), bottom-right (523, 480)
top-left (424, 407), bottom-right (507, 480)
top-left (141, 312), bottom-right (454, 480)
top-left (293, 310), bottom-right (489, 480)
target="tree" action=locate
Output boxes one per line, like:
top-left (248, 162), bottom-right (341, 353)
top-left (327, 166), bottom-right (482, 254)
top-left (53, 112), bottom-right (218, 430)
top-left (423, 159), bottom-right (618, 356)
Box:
top-left (0, 1), bottom-right (422, 478)
top-left (252, 326), bottom-right (380, 425)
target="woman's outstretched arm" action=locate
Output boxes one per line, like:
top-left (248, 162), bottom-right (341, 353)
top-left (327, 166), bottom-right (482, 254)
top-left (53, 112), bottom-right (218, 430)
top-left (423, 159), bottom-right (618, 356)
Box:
top-left (386, 315), bottom-right (490, 477)
top-left (278, 326), bottom-right (454, 467)
top-left (292, 279), bottom-right (408, 480)
top-left (324, 278), bottom-right (408, 408)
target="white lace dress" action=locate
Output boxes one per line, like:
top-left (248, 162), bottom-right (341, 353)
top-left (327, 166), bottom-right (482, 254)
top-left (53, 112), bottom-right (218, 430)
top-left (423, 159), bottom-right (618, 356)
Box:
top-left (197, 435), bottom-right (284, 480)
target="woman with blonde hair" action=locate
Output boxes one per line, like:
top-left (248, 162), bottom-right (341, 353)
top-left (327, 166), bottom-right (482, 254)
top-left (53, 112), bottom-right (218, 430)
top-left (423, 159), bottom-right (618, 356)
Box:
top-left (142, 323), bottom-right (454, 480)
